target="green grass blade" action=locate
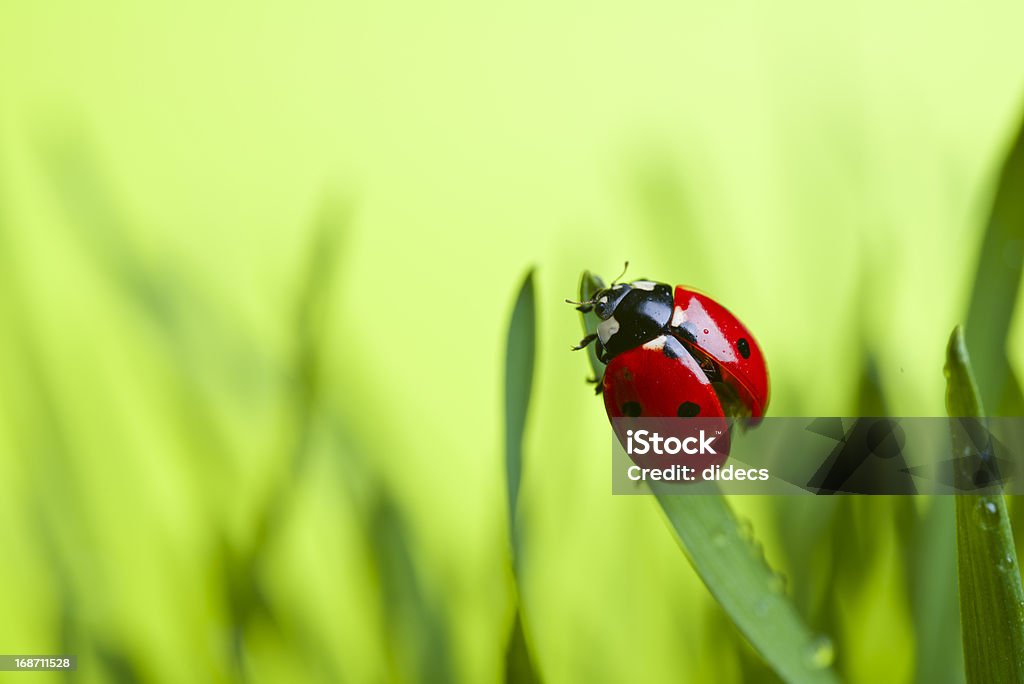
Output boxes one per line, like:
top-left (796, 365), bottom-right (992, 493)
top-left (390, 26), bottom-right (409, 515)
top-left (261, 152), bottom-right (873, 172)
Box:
top-left (946, 326), bottom-right (1024, 683)
top-left (504, 269), bottom-right (542, 684)
top-left (577, 271), bottom-right (838, 684)
top-left (964, 114), bottom-right (1024, 413)
top-left (369, 497), bottom-right (456, 683)
top-left (655, 493), bottom-right (839, 683)
top-left (577, 271), bottom-right (606, 380)
top-left (505, 269), bottom-right (536, 548)
top-left (946, 326), bottom-right (985, 418)
top-left (911, 497), bottom-right (965, 684)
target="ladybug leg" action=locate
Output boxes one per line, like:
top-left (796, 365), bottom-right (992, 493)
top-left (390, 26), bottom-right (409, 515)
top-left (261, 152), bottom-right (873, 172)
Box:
top-left (571, 333), bottom-right (598, 351)
top-left (698, 356), bottom-right (721, 382)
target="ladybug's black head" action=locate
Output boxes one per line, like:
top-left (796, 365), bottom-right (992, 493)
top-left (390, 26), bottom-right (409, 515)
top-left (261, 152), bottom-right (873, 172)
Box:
top-left (592, 283), bottom-right (632, 319)
top-left (590, 279), bottom-right (674, 359)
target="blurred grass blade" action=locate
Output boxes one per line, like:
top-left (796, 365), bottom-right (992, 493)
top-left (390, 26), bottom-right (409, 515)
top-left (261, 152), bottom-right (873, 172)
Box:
top-left (504, 269), bottom-right (542, 684)
top-left (505, 611), bottom-right (541, 684)
top-left (39, 136), bottom-right (279, 411)
top-left (370, 497), bottom-right (455, 683)
top-left (578, 271), bottom-right (838, 683)
top-left (911, 497), bottom-right (964, 684)
top-left (946, 326), bottom-right (1024, 683)
top-left (505, 269), bottom-right (536, 547)
top-left (964, 113), bottom-right (1024, 413)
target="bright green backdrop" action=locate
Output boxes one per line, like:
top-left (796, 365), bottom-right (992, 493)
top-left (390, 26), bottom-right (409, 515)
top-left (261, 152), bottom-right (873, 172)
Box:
top-left (2, 2), bottom-right (1024, 682)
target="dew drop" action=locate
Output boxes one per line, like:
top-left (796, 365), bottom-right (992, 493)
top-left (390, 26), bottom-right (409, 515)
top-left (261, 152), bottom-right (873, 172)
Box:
top-left (752, 540), bottom-right (767, 565)
top-left (768, 571), bottom-right (788, 594)
top-left (803, 635), bottom-right (835, 670)
top-left (974, 499), bottom-right (1000, 531)
top-left (997, 554), bottom-right (1016, 573)
top-left (738, 517), bottom-right (754, 541)
top-left (703, 328), bottom-right (710, 335)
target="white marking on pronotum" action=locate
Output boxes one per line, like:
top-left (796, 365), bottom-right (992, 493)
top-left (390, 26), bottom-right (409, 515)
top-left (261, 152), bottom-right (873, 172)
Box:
top-left (598, 295), bottom-right (608, 304)
top-left (671, 306), bottom-right (686, 327)
top-left (631, 280), bottom-right (656, 291)
top-left (597, 316), bottom-right (620, 345)
top-left (642, 335), bottom-right (667, 351)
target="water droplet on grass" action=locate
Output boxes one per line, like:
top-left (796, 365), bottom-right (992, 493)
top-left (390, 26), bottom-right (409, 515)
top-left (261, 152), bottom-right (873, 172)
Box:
top-left (768, 571), bottom-right (788, 594)
top-left (975, 499), bottom-right (1000, 530)
top-left (738, 517), bottom-right (754, 541)
top-left (803, 635), bottom-right (835, 670)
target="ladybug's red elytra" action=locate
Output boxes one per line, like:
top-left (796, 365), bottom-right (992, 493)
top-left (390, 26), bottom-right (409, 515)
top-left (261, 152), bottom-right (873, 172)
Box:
top-left (570, 271), bottom-right (770, 422)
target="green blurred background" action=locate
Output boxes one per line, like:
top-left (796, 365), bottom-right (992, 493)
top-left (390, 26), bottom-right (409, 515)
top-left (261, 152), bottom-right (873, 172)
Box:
top-left (2, 1), bottom-right (1024, 682)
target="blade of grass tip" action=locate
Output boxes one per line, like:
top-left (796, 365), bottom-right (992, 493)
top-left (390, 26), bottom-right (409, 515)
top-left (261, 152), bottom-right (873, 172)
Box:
top-left (505, 269), bottom-right (536, 557)
top-left (503, 269), bottom-right (542, 684)
top-left (964, 109), bottom-right (1024, 414)
top-left (291, 199), bottom-right (348, 473)
top-left (221, 211), bottom-right (348, 675)
top-left (577, 271), bottom-right (838, 684)
top-left (578, 271), bottom-right (605, 380)
top-left (946, 326), bottom-right (1024, 683)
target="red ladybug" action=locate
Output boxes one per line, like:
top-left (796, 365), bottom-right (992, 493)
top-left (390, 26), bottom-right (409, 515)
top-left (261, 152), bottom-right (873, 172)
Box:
top-left (570, 271), bottom-right (769, 421)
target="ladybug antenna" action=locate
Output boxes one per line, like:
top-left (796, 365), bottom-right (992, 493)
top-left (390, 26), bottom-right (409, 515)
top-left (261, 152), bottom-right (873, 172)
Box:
top-left (610, 261), bottom-right (630, 286)
top-left (564, 296), bottom-right (596, 311)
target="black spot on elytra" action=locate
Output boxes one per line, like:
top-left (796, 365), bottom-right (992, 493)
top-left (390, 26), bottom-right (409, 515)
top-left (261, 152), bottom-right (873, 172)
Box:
top-left (737, 337), bottom-right (751, 359)
top-left (677, 402), bottom-right (701, 417)
top-left (622, 401), bottom-right (642, 417)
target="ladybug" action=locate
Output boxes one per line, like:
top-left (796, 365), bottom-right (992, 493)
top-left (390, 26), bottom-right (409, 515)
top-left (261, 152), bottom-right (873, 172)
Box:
top-left (569, 266), bottom-right (769, 422)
